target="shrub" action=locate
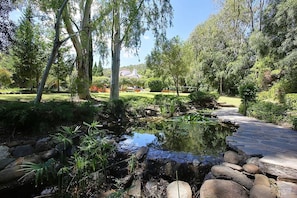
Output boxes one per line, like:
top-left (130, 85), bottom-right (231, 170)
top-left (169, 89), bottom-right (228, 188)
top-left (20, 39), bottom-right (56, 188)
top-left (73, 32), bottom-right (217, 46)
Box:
top-left (246, 101), bottom-right (287, 124)
top-left (286, 94), bottom-right (297, 110)
top-left (188, 91), bottom-right (218, 107)
top-left (0, 68), bottom-right (12, 88)
top-left (239, 82), bottom-right (257, 115)
top-left (21, 122), bottom-right (116, 197)
top-left (147, 78), bottom-right (164, 92)
top-left (0, 101), bottom-right (96, 134)
top-left (91, 76), bottom-right (110, 88)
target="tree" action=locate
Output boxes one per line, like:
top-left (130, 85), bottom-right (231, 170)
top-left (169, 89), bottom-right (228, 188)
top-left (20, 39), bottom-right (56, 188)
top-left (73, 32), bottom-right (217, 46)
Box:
top-left (51, 45), bottom-right (72, 91)
top-left (93, 60), bottom-right (103, 76)
top-left (35, 0), bottom-right (69, 103)
top-left (146, 36), bottom-right (191, 96)
top-left (12, 5), bottom-right (46, 89)
top-left (62, 0), bottom-right (93, 99)
top-left (96, 0), bottom-right (173, 100)
top-left (0, 0), bottom-right (16, 52)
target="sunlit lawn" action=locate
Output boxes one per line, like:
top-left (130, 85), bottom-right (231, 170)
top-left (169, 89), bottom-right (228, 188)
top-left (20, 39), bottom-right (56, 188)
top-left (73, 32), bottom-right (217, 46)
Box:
top-left (0, 90), bottom-right (189, 102)
top-left (0, 93), bottom-right (73, 102)
top-left (217, 96), bottom-right (241, 107)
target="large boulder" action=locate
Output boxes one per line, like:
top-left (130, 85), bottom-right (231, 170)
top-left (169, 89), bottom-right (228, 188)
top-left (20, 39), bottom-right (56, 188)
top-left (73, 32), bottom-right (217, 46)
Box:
top-left (200, 179), bottom-right (248, 198)
top-left (211, 165), bottom-right (253, 189)
top-left (12, 145), bottom-right (34, 157)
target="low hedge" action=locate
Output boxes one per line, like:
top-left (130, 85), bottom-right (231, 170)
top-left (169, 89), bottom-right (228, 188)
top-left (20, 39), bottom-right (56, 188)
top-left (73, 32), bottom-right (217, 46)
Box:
top-left (0, 101), bottom-right (96, 134)
top-left (188, 91), bottom-right (219, 107)
top-left (245, 101), bottom-right (287, 124)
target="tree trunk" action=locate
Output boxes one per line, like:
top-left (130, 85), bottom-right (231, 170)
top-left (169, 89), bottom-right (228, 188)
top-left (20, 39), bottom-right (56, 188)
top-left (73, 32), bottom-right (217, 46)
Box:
top-left (62, 0), bottom-right (92, 100)
top-left (110, 2), bottom-right (121, 101)
top-left (78, 0), bottom-right (93, 100)
top-left (34, 0), bottom-right (68, 104)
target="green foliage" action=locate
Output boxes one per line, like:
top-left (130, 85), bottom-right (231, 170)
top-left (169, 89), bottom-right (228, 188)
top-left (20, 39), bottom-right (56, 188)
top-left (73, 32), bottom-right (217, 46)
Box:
top-left (92, 76), bottom-right (110, 88)
top-left (238, 82), bottom-right (257, 115)
top-left (12, 6), bottom-right (47, 89)
top-left (246, 101), bottom-right (287, 124)
top-left (21, 122), bottom-right (115, 197)
top-left (188, 91), bottom-right (218, 107)
top-left (239, 82), bottom-right (257, 103)
top-left (0, 101), bottom-right (96, 134)
top-left (153, 94), bottom-right (188, 117)
top-left (258, 81), bottom-right (286, 103)
top-left (147, 78), bottom-right (164, 92)
top-left (286, 94), bottom-right (297, 110)
top-left (0, 68), bottom-right (12, 88)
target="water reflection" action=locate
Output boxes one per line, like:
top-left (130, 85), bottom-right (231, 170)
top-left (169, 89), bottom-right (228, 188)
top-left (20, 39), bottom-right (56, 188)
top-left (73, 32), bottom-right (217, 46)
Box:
top-left (121, 115), bottom-right (234, 156)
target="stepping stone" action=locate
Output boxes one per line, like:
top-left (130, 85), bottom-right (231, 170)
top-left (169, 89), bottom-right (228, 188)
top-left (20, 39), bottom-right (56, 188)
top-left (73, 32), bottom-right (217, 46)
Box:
top-left (277, 181), bottom-right (297, 198)
top-left (259, 152), bottom-right (297, 179)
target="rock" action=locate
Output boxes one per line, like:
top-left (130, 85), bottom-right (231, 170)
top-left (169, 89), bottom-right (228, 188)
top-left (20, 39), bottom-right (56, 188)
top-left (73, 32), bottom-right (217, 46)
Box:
top-left (39, 149), bottom-right (58, 161)
top-left (12, 145), bottom-right (34, 157)
top-left (250, 185), bottom-right (276, 198)
top-left (166, 180), bottom-right (192, 198)
top-left (98, 190), bottom-right (116, 198)
top-left (277, 181), bottom-right (297, 198)
top-left (144, 179), bottom-right (169, 198)
top-left (211, 165), bottom-right (253, 189)
top-left (35, 137), bottom-right (52, 152)
top-left (6, 141), bottom-right (20, 147)
top-left (224, 150), bottom-right (243, 164)
top-left (254, 174), bottom-right (270, 187)
top-left (0, 158), bottom-right (15, 170)
top-left (243, 163), bottom-right (260, 174)
top-left (246, 157), bottom-right (260, 166)
top-left (200, 179), bottom-right (248, 198)
top-left (127, 179), bottom-right (141, 198)
top-left (135, 146), bottom-right (149, 161)
top-left (0, 165), bottom-right (25, 183)
top-left (222, 162), bottom-right (243, 171)
top-left (0, 146), bottom-right (10, 160)
top-left (5, 155), bottom-right (41, 168)
top-left (259, 152), bottom-right (297, 179)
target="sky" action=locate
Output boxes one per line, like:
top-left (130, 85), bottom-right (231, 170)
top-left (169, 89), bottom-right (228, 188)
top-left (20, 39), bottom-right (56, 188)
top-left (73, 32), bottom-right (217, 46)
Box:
top-left (119, 0), bottom-right (218, 67)
top-left (9, 0), bottom-right (218, 67)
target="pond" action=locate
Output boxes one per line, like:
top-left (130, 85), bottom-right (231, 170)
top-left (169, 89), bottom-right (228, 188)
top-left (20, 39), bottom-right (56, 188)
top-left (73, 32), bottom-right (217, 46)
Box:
top-left (119, 113), bottom-right (236, 156)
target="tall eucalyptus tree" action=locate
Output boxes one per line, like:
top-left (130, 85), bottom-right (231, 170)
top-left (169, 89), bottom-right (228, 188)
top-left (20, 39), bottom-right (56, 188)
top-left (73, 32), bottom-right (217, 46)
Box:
top-left (96, 0), bottom-right (173, 100)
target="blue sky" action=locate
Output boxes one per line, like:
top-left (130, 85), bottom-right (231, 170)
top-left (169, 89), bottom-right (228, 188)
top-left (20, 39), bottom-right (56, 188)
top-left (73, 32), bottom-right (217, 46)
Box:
top-left (10, 0), bottom-right (218, 67)
top-left (120, 0), bottom-right (218, 67)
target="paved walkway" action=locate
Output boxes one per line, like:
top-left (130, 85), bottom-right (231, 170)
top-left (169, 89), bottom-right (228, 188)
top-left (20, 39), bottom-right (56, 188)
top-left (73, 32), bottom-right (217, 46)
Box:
top-left (214, 107), bottom-right (297, 198)
top-left (214, 107), bottom-right (297, 157)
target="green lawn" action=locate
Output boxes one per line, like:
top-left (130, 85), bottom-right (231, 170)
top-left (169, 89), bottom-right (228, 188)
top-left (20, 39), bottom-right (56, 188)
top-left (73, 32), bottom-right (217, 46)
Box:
top-left (0, 91), bottom-right (188, 102)
top-left (217, 96), bottom-right (241, 107)
top-left (0, 90), bottom-right (240, 108)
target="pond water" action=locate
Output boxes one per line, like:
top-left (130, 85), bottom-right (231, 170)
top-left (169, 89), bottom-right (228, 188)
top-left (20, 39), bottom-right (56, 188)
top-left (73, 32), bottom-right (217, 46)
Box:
top-left (119, 114), bottom-right (235, 156)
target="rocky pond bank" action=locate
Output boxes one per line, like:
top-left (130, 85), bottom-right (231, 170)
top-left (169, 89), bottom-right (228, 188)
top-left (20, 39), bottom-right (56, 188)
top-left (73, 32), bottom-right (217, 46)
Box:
top-left (0, 107), bottom-right (297, 197)
top-left (0, 136), bottom-right (297, 197)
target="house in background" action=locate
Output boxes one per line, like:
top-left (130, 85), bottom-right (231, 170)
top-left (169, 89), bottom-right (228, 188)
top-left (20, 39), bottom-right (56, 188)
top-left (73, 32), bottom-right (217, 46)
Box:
top-left (119, 69), bottom-right (141, 78)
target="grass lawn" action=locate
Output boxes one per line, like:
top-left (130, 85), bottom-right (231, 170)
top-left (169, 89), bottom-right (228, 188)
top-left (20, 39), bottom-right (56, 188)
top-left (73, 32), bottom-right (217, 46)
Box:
top-left (0, 91), bottom-right (188, 102)
top-left (217, 96), bottom-right (241, 107)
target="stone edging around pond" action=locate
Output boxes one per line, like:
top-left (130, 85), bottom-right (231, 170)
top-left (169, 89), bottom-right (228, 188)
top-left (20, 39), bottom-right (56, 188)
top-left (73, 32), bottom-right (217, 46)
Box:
top-left (199, 150), bottom-right (297, 198)
top-left (1, 135), bottom-right (297, 197)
